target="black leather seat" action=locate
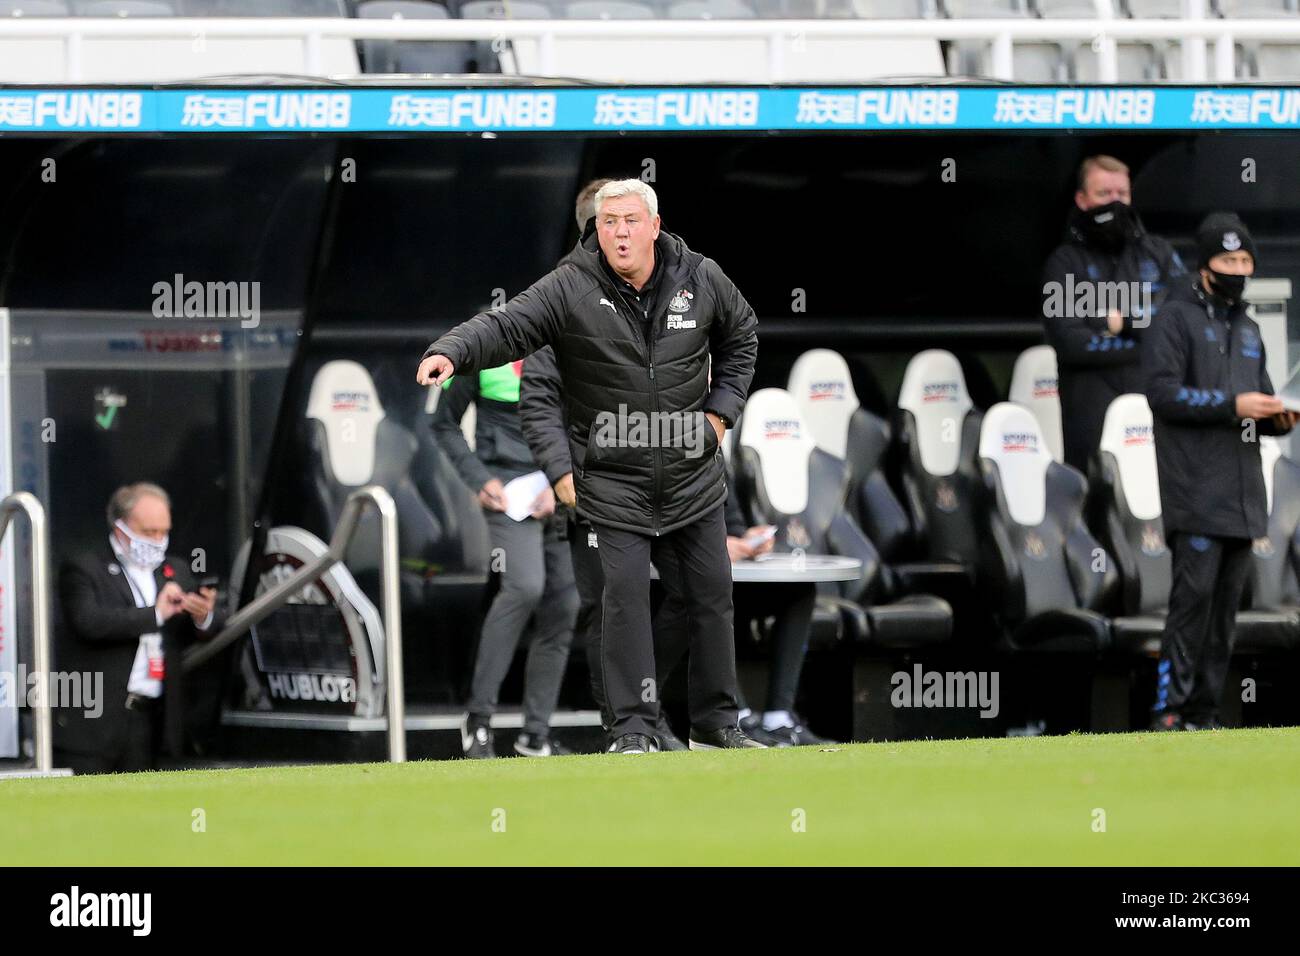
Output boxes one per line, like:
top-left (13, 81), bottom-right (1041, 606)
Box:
top-left (893, 349), bottom-right (985, 574)
top-left (1240, 437), bottom-right (1300, 651)
top-left (304, 359), bottom-right (488, 614)
top-left (1091, 394), bottom-right (1171, 655)
top-left (736, 387), bottom-right (952, 650)
top-left (1007, 344), bottom-right (1065, 465)
top-left (978, 402), bottom-right (1116, 654)
top-left (1091, 394), bottom-right (1298, 655)
top-left (788, 348), bottom-right (969, 603)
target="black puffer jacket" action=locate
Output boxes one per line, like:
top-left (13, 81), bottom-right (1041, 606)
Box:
top-left (424, 229), bottom-right (759, 535)
top-left (519, 346), bottom-right (573, 487)
top-left (1142, 277), bottom-right (1290, 540)
top-left (1041, 218), bottom-right (1185, 471)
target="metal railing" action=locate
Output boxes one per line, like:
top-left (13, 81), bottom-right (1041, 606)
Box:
top-left (0, 492), bottom-right (53, 774)
top-left (181, 486), bottom-right (406, 763)
top-left (1, 6), bottom-right (1298, 84)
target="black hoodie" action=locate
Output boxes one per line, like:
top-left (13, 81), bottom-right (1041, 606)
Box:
top-left (424, 229), bottom-right (759, 536)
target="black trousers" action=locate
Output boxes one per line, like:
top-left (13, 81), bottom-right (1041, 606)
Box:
top-left (733, 582), bottom-right (816, 716)
top-left (592, 504), bottom-right (740, 739)
top-left (568, 515), bottom-right (691, 731)
top-left (55, 698), bottom-right (161, 774)
top-left (1156, 532), bottom-right (1253, 721)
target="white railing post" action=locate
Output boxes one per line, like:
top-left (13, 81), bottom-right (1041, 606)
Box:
top-left (1183, 0), bottom-right (1209, 82)
top-left (305, 30), bottom-right (323, 77)
top-left (538, 31), bottom-right (555, 77)
top-left (769, 31), bottom-right (785, 83)
top-left (65, 32), bottom-right (83, 84)
top-left (1215, 32), bottom-right (1237, 81)
top-left (1097, 33), bottom-right (1119, 83)
top-left (991, 31), bottom-right (1014, 81)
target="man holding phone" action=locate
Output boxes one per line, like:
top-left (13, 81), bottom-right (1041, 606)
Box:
top-left (724, 491), bottom-right (829, 746)
top-left (55, 482), bottom-right (221, 773)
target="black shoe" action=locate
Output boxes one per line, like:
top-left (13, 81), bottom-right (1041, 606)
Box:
top-left (1149, 711), bottom-right (1185, 732)
top-left (654, 716), bottom-right (688, 752)
top-left (461, 714), bottom-right (496, 758)
top-left (607, 733), bottom-right (659, 755)
top-left (514, 732), bottom-right (573, 757)
top-left (688, 725), bottom-right (767, 750)
top-left (760, 715), bottom-right (833, 747)
top-left (739, 712), bottom-right (782, 747)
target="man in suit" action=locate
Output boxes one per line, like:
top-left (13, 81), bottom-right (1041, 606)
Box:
top-left (55, 482), bottom-right (220, 773)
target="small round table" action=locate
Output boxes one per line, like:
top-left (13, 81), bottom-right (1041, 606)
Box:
top-left (730, 553), bottom-right (862, 584)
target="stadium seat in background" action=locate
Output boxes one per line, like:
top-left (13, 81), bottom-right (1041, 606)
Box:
top-left (737, 387), bottom-right (953, 650)
top-left (1091, 394), bottom-right (1169, 653)
top-left (4, 0), bottom-right (362, 81)
top-left (1033, 0), bottom-right (1097, 15)
top-left (356, 0), bottom-right (476, 74)
top-left (74, 0), bottom-right (173, 13)
top-left (1008, 345), bottom-right (1064, 465)
top-left (850, 0), bottom-right (928, 16)
top-left (1217, 0), bottom-right (1298, 16)
top-left (1, 0), bottom-right (69, 14)
top-left (787, 348), bottom-right (971, 608)
top-left (1121, 0), bottom-right (1181, 14)
top-left (563, 0), bottom-right (655, 15)
top-left (303, 361), bottom-right (491, 624)
top-left (1251, 43), bottom-right (1300, 80)
top-left (895, 349), bottom-right (984, 573)
top-left (1238, 437), bottom-right (1300, 651)
top-left (667, 0), bottom-right (757, 17)
top-left (457, 0), bottom-right (553, 75)
top-left (943, 1), bottom-right (1069, 83)
top-left (977, 402), bottom-right (1114, 653)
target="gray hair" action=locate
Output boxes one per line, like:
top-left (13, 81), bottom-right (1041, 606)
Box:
top-left (107, 482), bottom-right (171, 529)
top-left (593, 178), bottom-right (659, 221)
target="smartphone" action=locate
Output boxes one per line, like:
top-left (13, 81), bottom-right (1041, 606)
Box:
top-left (743, 525), bottom-right (777, 549)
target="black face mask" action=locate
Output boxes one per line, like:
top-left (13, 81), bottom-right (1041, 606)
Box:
top-left (1207, 269), bottom-right (1247, 303)
top-left (1075, 200), bottom-right (1133, 253)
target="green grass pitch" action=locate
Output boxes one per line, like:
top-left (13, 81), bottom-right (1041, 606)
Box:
top-left (3, 727), bottom-right (1298, 866)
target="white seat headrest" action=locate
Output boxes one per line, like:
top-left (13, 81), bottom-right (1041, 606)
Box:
top-left (897, 349), bottom-right (973, 477)
top-left (1260, 435), bottom-right (1282, 515)
top-left (306, 360), bottom-right (386, 487)
top-left (788, 348), bottom-right (859, 460)
top-left (979, 402), bottom-right (1052, 527)
top-left (1009, 345), bottom-right (1064, 464)
top-left (738, 388), bottom-right (816, 517)
top-left (1098, 394), bottom-right (1160, 521)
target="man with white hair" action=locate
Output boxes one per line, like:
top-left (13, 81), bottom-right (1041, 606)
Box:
top-left (417, 179), bottom-right (761, 754)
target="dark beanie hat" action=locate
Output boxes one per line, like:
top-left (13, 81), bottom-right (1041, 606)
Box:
top-left (1196, 212), bottom-right (1256, 268)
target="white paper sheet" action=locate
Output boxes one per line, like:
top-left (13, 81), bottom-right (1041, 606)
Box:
top-left (503, 470), bottom-right (551, 522)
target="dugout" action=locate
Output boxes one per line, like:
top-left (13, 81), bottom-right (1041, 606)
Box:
top-left (2, 83), bottom-right (1299, 762)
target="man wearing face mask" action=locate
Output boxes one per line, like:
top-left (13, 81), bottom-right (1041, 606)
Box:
top-left (1041, 154), bottom-right (1187, 472)
top-left (54, 483), bottom-right (220, 773)
top-left (1142, 212), bottom-right (1297, 731)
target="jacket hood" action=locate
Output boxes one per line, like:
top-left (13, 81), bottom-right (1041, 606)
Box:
top-left (561, 227), bottom-right (705, 292)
